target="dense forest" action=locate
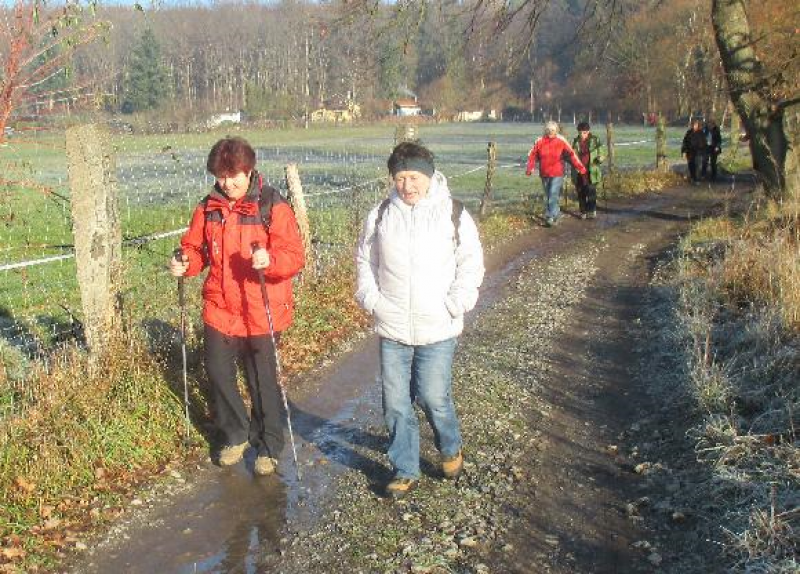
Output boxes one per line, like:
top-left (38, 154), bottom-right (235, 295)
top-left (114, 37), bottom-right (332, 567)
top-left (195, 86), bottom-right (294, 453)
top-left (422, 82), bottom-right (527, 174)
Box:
top-left (0, 0), bottom-right (786, 126)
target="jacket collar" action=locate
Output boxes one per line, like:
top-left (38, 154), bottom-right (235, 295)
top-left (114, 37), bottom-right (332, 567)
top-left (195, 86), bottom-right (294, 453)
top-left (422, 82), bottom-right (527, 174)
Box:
top-left (389, 171), bottom-right (451, 209)
top-left (205, 171), bottom-right (262, 215)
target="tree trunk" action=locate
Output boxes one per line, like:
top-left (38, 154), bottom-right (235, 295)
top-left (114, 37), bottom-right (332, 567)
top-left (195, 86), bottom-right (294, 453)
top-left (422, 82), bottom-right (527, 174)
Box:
top-left (711, 0), bottom-right (789, 194)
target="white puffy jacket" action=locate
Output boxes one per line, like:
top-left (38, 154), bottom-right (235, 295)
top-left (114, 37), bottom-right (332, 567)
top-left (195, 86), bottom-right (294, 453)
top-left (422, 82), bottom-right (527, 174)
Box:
top-left (355, 172), bottom-right (485, 345)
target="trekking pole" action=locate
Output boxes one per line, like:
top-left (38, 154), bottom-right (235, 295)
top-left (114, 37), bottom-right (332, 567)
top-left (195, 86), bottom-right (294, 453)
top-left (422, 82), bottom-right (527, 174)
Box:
top-left (251, 242), bottom-right (302, 481)
top-left (174, 247), bottom-right (191, 446)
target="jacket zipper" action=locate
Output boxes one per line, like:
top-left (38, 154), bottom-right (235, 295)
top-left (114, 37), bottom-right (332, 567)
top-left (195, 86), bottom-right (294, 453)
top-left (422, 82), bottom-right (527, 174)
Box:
top-left (408, 205), bottom-right (415, 344)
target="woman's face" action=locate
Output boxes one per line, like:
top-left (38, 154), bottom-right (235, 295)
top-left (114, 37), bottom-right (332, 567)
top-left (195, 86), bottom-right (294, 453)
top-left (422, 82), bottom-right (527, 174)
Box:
top-left (216, 170), bottom-right (251, 201)
top-left (579, 130), bottom-right (590, 141)
top-left (393, 170), bottom-right (431, 206)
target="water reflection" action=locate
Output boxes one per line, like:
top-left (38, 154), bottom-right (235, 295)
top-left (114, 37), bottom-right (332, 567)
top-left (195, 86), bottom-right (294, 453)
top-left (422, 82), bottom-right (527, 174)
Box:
top-left (82, 462), bottom-right (286, 574)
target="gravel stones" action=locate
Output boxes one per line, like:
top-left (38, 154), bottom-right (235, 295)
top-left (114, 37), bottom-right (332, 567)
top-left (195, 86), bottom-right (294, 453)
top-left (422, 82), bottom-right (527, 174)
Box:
top-left (273, 244), bottom-right (602, 573)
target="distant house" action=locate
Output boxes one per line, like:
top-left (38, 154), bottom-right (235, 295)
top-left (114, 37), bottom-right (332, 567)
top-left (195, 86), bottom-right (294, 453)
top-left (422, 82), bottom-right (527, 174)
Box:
top-left (454, 109), bottom-right (498, 122)
top-left (394, 98), bottom-right (421, 117)
top-left (207, 111), bottom-right (242, 128)
top-left (310, 97), bottom-right (361, 123)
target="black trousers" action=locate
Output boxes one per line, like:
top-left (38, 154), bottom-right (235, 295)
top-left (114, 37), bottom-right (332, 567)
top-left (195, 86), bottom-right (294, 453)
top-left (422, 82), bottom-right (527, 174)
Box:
top-left (687, 153), bottom-right (705, 182)
top-left (204, 324), bottom-right (285, 457)
top-left (576, 176), bottom-right (597, 214)
top-left (702, 150), bottom-right (719, 181)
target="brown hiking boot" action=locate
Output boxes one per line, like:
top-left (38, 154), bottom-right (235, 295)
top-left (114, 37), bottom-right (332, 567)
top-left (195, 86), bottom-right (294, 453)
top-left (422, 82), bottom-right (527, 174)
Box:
top-left (254, 456), bottom-right (277, 476)
top-left (218, 441), bottom-right (248, 466)
top-left (442, 450), bottom-right (463, 479)
top-left (385, 477), bottom-right (417, 498)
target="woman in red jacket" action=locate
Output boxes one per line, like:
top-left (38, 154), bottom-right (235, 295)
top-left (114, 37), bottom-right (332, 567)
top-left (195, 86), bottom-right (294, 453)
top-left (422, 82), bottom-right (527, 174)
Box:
top-left (170, 137), bottom-right (305, 475)
top-left (526, 121), bottom-right (586, 227)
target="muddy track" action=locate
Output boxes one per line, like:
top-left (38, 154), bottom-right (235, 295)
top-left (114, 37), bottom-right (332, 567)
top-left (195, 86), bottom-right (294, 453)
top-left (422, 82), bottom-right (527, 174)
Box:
top-left (68, 181), bottom-right (737, 574)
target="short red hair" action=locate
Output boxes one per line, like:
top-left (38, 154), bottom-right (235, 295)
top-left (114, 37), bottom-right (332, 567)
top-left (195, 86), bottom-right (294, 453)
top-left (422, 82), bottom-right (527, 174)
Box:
top-left (206, 137), bottom-right (256, 176)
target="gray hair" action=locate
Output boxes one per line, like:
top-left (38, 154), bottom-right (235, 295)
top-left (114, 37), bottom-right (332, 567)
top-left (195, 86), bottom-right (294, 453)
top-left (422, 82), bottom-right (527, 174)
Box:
top-left (544, 121), bottom-right (559, 135)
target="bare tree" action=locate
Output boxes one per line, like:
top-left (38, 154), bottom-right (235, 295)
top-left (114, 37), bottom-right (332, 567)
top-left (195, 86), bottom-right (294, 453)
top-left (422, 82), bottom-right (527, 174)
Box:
top-left (711, 0), bottom-right (799, 195)
top-left (0, 0), bottom-right (108, 141)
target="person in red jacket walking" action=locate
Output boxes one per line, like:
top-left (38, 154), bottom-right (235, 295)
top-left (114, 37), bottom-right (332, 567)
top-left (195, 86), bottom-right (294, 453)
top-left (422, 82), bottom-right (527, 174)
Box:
top-left (170, 137), bottom-right (305, 475)
top-left (526, 121), bottom-right (587, 227)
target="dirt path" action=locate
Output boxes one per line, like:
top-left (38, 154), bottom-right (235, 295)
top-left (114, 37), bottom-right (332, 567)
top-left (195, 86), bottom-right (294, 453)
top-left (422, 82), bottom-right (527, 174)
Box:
top-left (493, 205), bottom-right (704, 573)
top-left (68, 182), bottom-right (733, 574)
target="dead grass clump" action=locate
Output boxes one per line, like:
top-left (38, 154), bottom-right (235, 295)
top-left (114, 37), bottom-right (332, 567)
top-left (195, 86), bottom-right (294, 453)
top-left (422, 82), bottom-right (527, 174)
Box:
top-left (675, 191), bottom-right (799, 572)
top-left (605, 169), bottom-right (685, 196)
top-left (727, 493), bottom-right (800, 573)
top-left (0, 336), bottom-right (188, 569)
top-left (683, 197), bottom-right (800, 333)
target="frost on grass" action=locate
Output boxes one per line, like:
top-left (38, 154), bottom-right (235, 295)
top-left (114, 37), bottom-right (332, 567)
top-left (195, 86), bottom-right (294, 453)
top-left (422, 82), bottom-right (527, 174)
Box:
top-left (640, 230), bottom-right (799, 574)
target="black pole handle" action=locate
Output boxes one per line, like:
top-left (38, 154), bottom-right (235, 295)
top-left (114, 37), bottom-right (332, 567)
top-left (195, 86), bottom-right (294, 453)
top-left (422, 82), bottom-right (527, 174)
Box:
top-left (174, 247), bottom-right (185, 307)
top-left (251, 241), bottom-right (268, 285)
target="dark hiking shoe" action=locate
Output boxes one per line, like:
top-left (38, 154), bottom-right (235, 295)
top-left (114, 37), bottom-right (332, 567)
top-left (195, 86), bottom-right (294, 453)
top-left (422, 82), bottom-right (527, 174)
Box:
top-left (442, 450), bottom-right (464, 479)
top-left (385, 477), bottom-right (417, 497)
top-left (544, 217), bottom-right (554, 227)
top-left (254, 456), bottom-right (277, 476)
top-left (218, 441), bottom-right (249, 466)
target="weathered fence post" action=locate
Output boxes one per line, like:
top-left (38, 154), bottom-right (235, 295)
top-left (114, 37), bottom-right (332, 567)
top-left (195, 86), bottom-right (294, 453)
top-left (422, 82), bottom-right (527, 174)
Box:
top-left (65, 124), bottom-right (122, 360)
top-left (394, 123), bottom-right (418, 145)
top-left (656, 115), bottom-right (668, 172)
top-left (284, 163), bottom-right (315, 279)
top-left (479, 141), bottom-right (497, 220)
top-left (785, 107), bottom-right (800, 201)
top-left (606, 122), bottom-right (616, 174)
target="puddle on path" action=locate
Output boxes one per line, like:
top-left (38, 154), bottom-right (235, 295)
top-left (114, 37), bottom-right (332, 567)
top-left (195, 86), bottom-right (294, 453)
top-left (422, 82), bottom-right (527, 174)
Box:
top-left (80, 463), bottom-right (284, 573)
top-left (76, 335), bottom-right (384, 574)
top-left (72, 191), bottom-right (691, 573)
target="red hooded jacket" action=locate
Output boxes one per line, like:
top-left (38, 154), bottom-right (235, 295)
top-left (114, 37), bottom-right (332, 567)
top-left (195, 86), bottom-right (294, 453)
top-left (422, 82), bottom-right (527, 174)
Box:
top-left (526, 134), bottom-right (587, 178)
top-left (180, 173), bottom-right (305, 337)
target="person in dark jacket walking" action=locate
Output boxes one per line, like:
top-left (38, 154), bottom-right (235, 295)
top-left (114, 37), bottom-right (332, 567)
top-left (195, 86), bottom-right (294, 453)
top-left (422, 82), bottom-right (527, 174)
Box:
top-left (682, 119), bottom-right (707, 184)
top-left (702, 119), bottom-right (723, 182)
top-left (526, 121), bottom-right (587, 227)
top-left (170, 137), bottom-right (305, 476)
top-left (571, 121), bottom-right (604, 219)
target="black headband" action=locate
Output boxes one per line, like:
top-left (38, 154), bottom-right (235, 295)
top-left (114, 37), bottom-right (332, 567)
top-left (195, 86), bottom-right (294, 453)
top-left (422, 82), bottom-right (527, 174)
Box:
top-left (390, 157), bottom-right (435, 178)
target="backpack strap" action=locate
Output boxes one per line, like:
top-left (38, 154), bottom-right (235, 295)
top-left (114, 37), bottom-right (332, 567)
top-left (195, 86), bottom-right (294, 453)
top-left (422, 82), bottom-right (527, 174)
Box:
top-left (451, 199), bottom-right (464, 246)
top-left (374, 197), bottom-right (464, 246)
top-left (258, 184), bottom-right (288, 231)
top-left (374, 197), bottom-right (392, 229)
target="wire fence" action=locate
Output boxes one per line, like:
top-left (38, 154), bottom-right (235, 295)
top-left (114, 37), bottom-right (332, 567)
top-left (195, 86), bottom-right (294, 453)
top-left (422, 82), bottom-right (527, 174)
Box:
top-left (0, 121), bottom-right (684, 378)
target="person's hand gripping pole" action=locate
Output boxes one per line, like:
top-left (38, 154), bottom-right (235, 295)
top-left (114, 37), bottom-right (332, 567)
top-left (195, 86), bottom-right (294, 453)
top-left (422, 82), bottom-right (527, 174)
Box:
top-left (251, 242), bottom-right (302, 481)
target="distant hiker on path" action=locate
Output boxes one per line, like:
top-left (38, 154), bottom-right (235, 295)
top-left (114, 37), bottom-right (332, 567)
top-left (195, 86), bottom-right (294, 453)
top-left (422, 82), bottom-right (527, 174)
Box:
top-left (170, 136), bottom-right (305, 476)
top-left (526, 121), bottom-right (587, 227)
top-left (702, 118), bottom-right (722, 182)
top-left (682, 118), bottom-right (707, 184)
top-left (571, 121), bottom-right (605, 219)
top-left (355, 142), bottom-right (485, 497)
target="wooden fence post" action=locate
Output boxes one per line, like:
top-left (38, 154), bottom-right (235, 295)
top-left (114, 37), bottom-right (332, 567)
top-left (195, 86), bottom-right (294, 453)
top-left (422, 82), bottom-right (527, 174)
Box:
top-left (284, 163), bottom-right (315, 279)
top-left (606, 122), bottom-right (616, 174)
top-left (479, 141), bottom-right (497, 220)
top-left (656, 115), bottom-right (668, 172)
top-left (394, 123), bottom-right (418, 145)
top-left (785, 107), bottom-right (799, 201)
top-left (65, 124), bottom-right (121, 360)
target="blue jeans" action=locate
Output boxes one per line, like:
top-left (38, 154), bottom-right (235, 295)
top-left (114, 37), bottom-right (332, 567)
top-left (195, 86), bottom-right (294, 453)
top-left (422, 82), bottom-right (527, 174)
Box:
top-left (541, 176), bottom-right (564, 220)
top-left (380, 337), bottom-right (461, 479)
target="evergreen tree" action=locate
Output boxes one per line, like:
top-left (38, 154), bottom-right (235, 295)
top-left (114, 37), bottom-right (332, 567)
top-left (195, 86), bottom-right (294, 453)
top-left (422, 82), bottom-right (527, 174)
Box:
top-left (122, 28), bottom-right (168, 113)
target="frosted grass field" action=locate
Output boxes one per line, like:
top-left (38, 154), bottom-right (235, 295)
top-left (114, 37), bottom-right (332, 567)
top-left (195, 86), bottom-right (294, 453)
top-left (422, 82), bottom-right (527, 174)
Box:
top-left (0, 121), bottom-right (687, 355)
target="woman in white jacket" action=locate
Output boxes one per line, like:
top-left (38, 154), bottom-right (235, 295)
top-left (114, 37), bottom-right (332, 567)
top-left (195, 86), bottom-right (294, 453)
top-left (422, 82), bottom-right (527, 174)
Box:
top-left (356, 142), bottom-right (485, 497)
